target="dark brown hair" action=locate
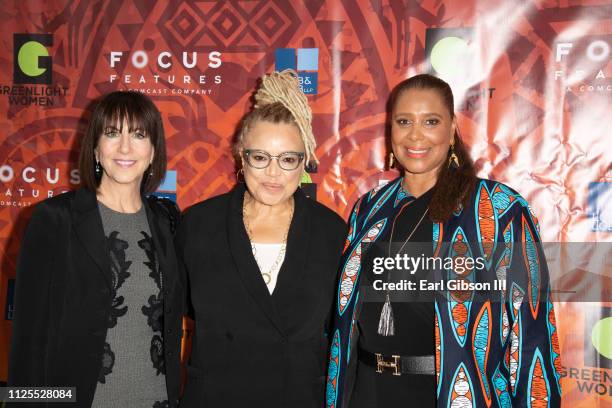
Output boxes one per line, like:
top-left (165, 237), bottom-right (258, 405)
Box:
top-left (388, 74), bottom-right (477, 222)
top-left (78, 91), bottom-right (167, 194)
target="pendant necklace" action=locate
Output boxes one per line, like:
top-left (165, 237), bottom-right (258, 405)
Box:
top-left (377, 204), bottom-right (429, 337)
top-left (243, 194), bottom-right (294, 285)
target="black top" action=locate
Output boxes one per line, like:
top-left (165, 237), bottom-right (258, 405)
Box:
top-left (176, 184), bottom-right (347, 408)
top-left (351, 187), bottom-right (435, 407)
top-left (359, 187), bottom-right (434, 354)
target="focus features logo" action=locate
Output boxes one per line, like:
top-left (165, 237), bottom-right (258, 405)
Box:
top-left (107, 50), bottom-right (223, 96)
top-left (0, 164), bottom-right (79, 207)
top-left (555, 38), bottom-right (611, 93)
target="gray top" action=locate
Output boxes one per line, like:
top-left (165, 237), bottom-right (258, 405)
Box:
top-left (91, 201), bottom-right (167, 408)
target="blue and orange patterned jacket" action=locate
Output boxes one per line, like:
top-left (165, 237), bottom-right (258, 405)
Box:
top-left (325, 177), bottom-right (562, 408)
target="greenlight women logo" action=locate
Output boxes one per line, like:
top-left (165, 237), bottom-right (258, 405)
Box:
top-left (424, 28), bottom-right (479, 85)
top-left (13, 33), bottom-right (53, 84)
top-left (430, 36), bottom-right (471, 79)
top-left (584, 308), bottom-right (612, 369)
top-left (591, 317), bottom-right (612, 360)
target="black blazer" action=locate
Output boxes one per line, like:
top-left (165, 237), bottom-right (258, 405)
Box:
top-left (8, 188), bottom-right (184, 408)
top-left (176, 184), bottom-right (347, 408)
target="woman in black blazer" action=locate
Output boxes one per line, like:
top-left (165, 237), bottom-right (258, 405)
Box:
top-left (177, 70), bottom-right (347, 407)
top-left (8, 92), bottom-right (183, 408)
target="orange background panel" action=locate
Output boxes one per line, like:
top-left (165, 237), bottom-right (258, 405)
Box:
top-left (0, 1), bottom-right (610, 406)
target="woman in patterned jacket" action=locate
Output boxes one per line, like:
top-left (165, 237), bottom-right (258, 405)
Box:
top-left (325, 74), bottom-right (562, 407)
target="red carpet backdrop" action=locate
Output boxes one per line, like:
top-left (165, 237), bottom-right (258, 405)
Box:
top-left (0, 1), bottom-right (610, 406)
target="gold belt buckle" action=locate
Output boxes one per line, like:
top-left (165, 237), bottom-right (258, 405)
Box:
top-left (375, 353), bottom-right (401, 376)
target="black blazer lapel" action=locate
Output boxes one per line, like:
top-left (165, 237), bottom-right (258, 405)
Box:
top-left (143, 199), bottom-right (178, 295)
top-left (272, 188), bottom-right (310, 303)
top-left (71, 188), bottom-right (112, 290)
top-left (227, 184), bottom-right (285, 336)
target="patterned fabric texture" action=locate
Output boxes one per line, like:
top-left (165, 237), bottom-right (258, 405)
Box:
top-left (325, 177), bottom-right (562, 408)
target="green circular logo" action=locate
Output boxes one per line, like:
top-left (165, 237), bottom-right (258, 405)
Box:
top-left (17, 40), bottom-right (49, 77)
top-left (430, 36), bottom-right (469, 78)
top-left (591, 317), bottom-right (612, 359)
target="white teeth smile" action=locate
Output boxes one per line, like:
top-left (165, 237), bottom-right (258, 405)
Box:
top-left (406, 148), bottom-right (428, 154)
top-left (115, 160), bottom-right (136, 166)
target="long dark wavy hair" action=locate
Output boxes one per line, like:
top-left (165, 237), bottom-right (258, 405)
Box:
top-left (388, 74), bottom-right (477, 222)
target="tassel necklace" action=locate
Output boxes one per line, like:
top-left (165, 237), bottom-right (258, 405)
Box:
top-left (377, 206), bottom-right (429, 336)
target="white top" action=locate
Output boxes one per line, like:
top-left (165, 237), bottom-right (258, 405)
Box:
top-left (251, 243), bottom-right (285, 294)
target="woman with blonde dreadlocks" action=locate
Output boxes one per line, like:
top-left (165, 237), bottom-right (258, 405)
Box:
top-left (177, 70), bottom-right (347, 408)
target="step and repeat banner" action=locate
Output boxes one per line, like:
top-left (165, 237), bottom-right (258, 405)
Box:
top-left (0, 1), bottom-right (610, 406)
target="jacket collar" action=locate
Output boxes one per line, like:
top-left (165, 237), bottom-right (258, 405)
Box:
top-left (143, 196), bottom-right (176, 295)
top-left (226, 183), bottom-right (311, 336)
top-left (72, 188), bottom-right (112, 289)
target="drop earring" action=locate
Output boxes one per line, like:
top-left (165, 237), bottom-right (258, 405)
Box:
top-left (236, 168), bottom-right (245, 183)
top-left (388, 152), bottom-right (395, 169)
top-left (95, 160), bottom-right (102, 177)
top-left (448, 142), bottom-right (460, 168)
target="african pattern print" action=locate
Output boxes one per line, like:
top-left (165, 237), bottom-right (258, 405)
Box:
top-left (546, 297), bottom-right (563, 396)
top-left (435, 301), bottom-right (444, 398)
top-left (522, 215), bottom-right (541, 320)
top-left (493, 364), bottom-right (511, 408)
top-left (326, 178), bottom-right (562, 408)
top-left (498, 223), bottom-right (513, 345)
top-left (473, 301), bottom-right (492, 406)
top-left (338, 219), bottom-right (386, 316)
top-left (448, 227), bottom-right (475, 347)
top-left (449, 362), bottom-right (475, 408)
top-left (476, 183), bottom-right (497, 269)
top-left (508, 283), bottom-right (524, 395)
top-left (346, 292), bottom-right (359, 362)
top-left (394, 183), bottom-right (410, 207)
top-left (528, 348), bottom-right (551, 408)
top-left (326, 330), bottom-right (341, 408)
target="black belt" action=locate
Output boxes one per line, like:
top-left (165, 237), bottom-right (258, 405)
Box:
top-left (358, 347), bottom-right (435, 376)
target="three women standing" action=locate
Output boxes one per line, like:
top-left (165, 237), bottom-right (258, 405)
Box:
top-left (8, 74), bottom-right (562, 408)
top-left (177, 70), bottom-right (346, 407)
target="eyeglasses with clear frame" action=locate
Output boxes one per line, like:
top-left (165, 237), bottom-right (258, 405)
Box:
top-left (243, 149), bottom-right (305, 171)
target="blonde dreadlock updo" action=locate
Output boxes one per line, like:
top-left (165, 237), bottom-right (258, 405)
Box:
top-left (235, 69), bottom-right (317, 165)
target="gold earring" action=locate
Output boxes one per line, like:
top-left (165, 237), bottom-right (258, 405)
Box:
top-left (388, 152), bottom-right (395, 169)
top-left (236, 168), bottom-right (245, 183)
top-left (448, 143), bottom-right (460, 168)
